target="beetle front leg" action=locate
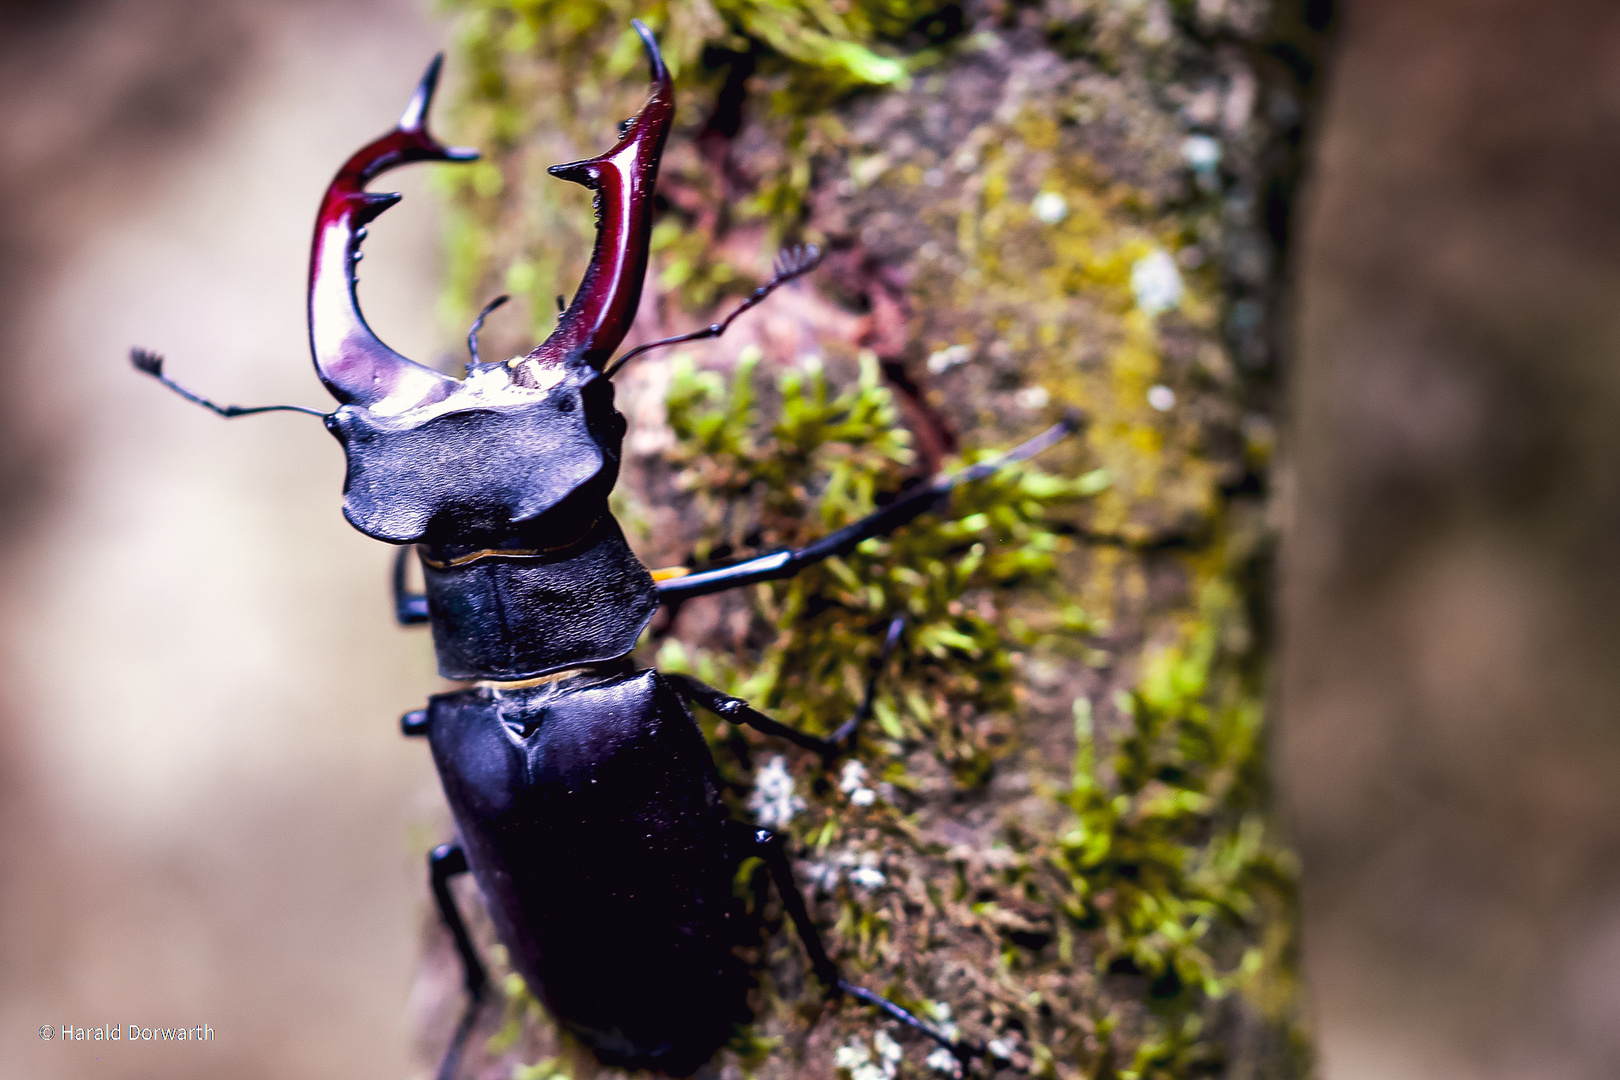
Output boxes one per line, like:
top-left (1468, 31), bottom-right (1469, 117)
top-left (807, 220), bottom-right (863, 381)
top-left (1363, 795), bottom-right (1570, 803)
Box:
top-left (750, 826), bottom-right (983, 1066)
top-left (429, 843), bottom-right (489, 1080)
top-left (654, 416), bottom-right (1080, 603)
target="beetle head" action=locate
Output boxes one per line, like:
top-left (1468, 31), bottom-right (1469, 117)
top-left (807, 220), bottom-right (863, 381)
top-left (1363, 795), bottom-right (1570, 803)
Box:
top-left (310, 23), bottom-right (673, 548)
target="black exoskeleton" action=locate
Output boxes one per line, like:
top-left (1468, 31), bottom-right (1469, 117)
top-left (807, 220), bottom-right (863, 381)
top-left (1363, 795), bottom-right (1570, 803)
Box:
top-left (133, 21), bottom-right (1078, 1080)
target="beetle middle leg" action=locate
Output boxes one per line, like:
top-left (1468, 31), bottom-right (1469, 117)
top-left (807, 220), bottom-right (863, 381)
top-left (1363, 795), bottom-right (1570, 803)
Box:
top-left (667, 614), bottom-right (905, 762)
top-left (428, 842), bottom-right (489, 1080)
top-left (829, 614), bottom-right (905, 752)
top-left (671, 673), bottom-right (848, 762)
top-left (748, 825), bottom-right (982, 1065)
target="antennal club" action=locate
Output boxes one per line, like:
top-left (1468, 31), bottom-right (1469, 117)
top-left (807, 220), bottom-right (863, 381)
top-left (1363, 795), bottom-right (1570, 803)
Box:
top-left (603, 244), bottom-right (825, 377)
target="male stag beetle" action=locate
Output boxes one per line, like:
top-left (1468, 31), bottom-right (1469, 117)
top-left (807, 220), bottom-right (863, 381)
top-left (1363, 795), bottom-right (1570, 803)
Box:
top-left (133, 21), bottom-right (1078, 1080)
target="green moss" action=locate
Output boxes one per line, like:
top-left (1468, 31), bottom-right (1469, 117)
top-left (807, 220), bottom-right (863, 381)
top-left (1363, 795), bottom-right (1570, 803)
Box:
top-left (1031, 584), bottom-right (1300, 1077)
top-left (438, 0), bottom-right (966, 333)
top-left (445, 0), bottom-right (956, 101)
top-left (655, 355), bottom-right (1302, 1078)
top-left (658, 350), bottom-right (1099, 782)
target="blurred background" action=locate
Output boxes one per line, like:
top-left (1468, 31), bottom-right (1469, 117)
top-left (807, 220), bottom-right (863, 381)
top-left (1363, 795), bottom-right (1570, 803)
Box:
top-left (3, 0), bottom-right (1620, 1078)
top-left (0, 2), bottom-right (449, 1077)
top-left (1282, 2), bottom-right (1620, 1078)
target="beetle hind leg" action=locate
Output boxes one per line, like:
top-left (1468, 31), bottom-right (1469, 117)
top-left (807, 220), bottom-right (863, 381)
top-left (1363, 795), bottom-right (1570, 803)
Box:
top-left (830, 614), bottom-right (905, 752)
top-left (749, 826), bottom-right (984, 1067)
top-left (429, 843), bottom-right (489, 1080)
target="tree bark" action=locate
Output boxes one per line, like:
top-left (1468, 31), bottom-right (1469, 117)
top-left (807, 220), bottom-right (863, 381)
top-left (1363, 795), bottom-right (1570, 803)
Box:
top-left (433, 1), bottom-right (1331, 1077)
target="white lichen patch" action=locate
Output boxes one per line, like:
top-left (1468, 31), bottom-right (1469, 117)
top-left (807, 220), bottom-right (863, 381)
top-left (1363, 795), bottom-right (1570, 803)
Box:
top-left (926, 343), bottom-right (971, 374)
top-left (1014, 385), bottom-right (1050, 410)
top-left (1181, 134), bottom-right (1222, 173)
top-left (836, 1029), bottom-right (907, 1080)
top-left (874, 1030), bottom-right (904, 1069)
top-left (1131, 249), bottom-right (1185, 315)
top-left (748, 755), bottom-right (805, 827)
top-left (1031, 190), bottom-right (1069, 224)
top-left (849, 861), bottom-right (887, 890)
top-left (836, 1040), bottom-right (886, 1080)
top-left (839, 759), bottom-right (878, 806)
top-left (805, 846), bottom-right (888, 894)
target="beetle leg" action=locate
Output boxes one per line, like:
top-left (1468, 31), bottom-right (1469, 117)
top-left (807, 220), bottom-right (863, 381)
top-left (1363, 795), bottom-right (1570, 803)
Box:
top-left (429, 843), bottom-right (489, 1080)
top-left (654, 415), bottom-right (1082, 602)
top-left (401, 708), bottom-right (430, 737)
top-left (670, 617), bottom-right (903, 761)
top-left (393, 546), bottom-right (430, 625)
top-left (750, 827), bottom-right (984, 1065)
top-left (669, 673), bottom-right (844, 763)
top-left (750, 826), bottom-right (839, 985)
top-left (828, 615), bottom-right (906, 753)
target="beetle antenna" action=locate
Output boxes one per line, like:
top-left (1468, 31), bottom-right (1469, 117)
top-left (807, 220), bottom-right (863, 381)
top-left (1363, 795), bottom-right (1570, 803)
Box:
top-left (466, 295), bottom-right (510, 368)
top-left (130, 348), bottom-right (328, 419)
top-left (603, 243), bottom-right (824, 378)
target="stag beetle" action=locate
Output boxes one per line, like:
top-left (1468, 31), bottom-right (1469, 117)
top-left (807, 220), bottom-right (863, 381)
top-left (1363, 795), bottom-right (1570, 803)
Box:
top-left (133, 22), bottom-right (1077, 1080)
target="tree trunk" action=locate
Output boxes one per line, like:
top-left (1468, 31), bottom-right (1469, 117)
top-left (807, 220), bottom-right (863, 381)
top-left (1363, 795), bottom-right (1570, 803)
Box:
top-left (431, 1), bottom-right (1330, 1077)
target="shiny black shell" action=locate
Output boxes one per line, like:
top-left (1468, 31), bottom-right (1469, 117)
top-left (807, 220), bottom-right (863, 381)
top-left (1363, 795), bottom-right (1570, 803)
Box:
top-left (420, 515), bottom-right (657, 681)
top-left (327, 366), bottom-right (624, 548)
top-left (424, 668), bottom-right (755, 1073)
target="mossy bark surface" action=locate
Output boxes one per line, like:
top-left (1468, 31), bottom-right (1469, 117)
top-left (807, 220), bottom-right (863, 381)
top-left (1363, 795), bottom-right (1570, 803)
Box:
top-left (421, 2), bottom-right (1328, 1077)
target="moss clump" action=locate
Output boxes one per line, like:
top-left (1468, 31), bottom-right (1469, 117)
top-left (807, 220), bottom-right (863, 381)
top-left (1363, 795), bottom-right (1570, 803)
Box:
top-left (652, 357), bottom-right (1302, 1079)
top-left (658, 348), bottom-right (1103, 781)
top-left (1013, 585), bottom-right (1305, 1078)
top-left (439, 0), bottom-right (969, 335)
